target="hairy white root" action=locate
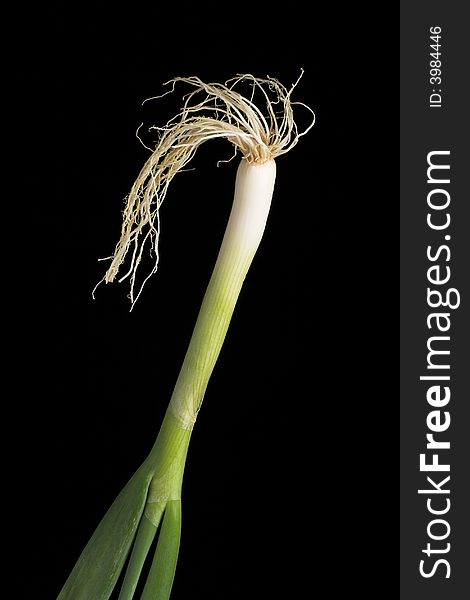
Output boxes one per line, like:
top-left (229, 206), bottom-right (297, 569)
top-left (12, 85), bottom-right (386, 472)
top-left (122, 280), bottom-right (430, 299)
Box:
top-left (96, 72), bottom-right (315, 306)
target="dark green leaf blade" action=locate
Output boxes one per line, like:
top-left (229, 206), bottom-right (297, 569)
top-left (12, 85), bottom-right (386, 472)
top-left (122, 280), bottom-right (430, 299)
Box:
top-left (57, 465), bottom-right (153, 600)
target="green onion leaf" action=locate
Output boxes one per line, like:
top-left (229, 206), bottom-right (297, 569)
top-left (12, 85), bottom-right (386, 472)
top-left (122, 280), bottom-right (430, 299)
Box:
top-left (57, 465), bottom-right (153, 600)
top-left (140, 500), bottom-right (182, 600)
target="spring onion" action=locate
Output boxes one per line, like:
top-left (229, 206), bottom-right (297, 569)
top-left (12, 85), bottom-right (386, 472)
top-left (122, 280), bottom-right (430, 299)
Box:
top-left (58, 73), bottom-right (314, 600)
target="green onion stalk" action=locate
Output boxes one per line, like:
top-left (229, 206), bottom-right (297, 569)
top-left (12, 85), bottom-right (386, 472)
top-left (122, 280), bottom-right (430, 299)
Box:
top-left (58, 73), bottom-right (314, 600)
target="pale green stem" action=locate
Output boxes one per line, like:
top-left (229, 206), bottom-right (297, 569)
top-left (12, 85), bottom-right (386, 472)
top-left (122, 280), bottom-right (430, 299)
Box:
top-left (122, 158), bottom-right (277, 599)
top-left (166, 158), bottom-right (276, 432)
top-left (143, 158), bottom-right (276, 506)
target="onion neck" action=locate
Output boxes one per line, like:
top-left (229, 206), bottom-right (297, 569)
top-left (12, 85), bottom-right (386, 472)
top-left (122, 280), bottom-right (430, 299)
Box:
top-left (167, 158), bottom-right (276, 431)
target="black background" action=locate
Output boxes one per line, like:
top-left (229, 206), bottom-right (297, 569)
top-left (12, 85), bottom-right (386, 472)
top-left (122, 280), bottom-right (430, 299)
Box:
top-left (14, 3), bottom-right (397, 599)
